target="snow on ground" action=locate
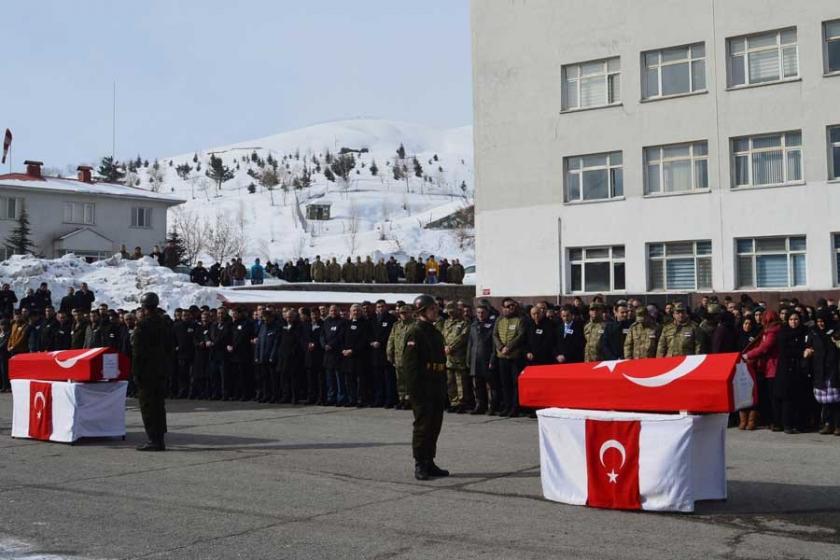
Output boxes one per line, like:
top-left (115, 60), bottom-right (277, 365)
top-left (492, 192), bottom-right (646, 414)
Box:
top-left (0, 254), bottom-right (220, 314)
top-left (132, 119), bottom-right (474, 265)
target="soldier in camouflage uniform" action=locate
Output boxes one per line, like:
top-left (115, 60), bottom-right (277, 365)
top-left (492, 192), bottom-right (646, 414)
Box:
top-left (698, 303), bottom-right (722, 354)
top-left (310, 256), bottom-right (327, 283)
top-left (624, 306), bottom-right (661, 359)
top-left (583, 302), bottom-right (607, 362)
top-left (442, 303), bottom-right (471, 413)
top-left (387, 305), bottom-right (415, 409)
top-left (656, 302), bottom-right (703, 357)
top-left (327, 258), bottom-right (342, 283)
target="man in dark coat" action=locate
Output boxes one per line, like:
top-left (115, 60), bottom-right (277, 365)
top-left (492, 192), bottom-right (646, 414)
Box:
top-left (53, 311), bottom-right (73, 350)
top-left (0, 284), bottom-right (17, 318)
top-left (191, 311), bottom-right (213, 399)
top-left (301, 307), bottom-right (324, 404)
top-left (208, 307), bottom-right (233, 400)
top-left (599, 302), bottom-right (632, 360)
top-left (59, 287), bottom-right (75, 316)
top-left (73, 283), bottom-right (95, 312)
top-left (132, 293), bottom-right (170, 451)
top-left (369, 300), bottom-right (396, 407)
top-left (190, 262), bottom-right (210, 286)
top-left (321, 305), bottom-right (346, 405)
top-left (342, 304), bottom-right (372, 407)
top-left (556, 305), bottom-right (585, 364)
top-left (171, 309), bottom-right (196, 398)
top-left (254, 308), bottom-right (279, 403)
top-left (277, 308), bottom-right (306, 403)
top-left (467, 305), bottom-right (498, 414)
top-left (227, 307), bottom-right (254, 401)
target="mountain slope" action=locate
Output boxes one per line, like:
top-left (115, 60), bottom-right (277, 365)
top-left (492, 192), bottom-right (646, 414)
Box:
top-left (133, 119), bottom-right (475, 265)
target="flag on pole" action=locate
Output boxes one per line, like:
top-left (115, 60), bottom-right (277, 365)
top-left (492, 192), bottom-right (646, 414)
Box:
top-left (2, 129), bottom-right (11, 164)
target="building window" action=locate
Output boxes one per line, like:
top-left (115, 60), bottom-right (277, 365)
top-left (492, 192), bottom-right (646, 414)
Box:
top-left (565, 152), bottom-right (623, 202)
top-left (825, 20), bottom-right (840, 73)
top-left (648, 241), bottom-right (712, 291)
top-left (727, 28), bottom-right (798, 87)
top-left (642, 43), bottom-right (706, 99)
top-left (63, 202), bottom-right (95, 225)
top-left (0, 197), bottom-right (22, 220)
top-left (569, 246), bottom-right (625, 293)
top-left (562, 57), bottom-right (621, 111)
top-left (731, 131), bottom-right (802, 188)
top-left (829, 125), bottom-right (840, 179)
top-left (736, 236), bottom-right (806, 288)
top-left (131, 207), bottom-right (153, 228)
top-left (644, 141), bottom-right (709, 194)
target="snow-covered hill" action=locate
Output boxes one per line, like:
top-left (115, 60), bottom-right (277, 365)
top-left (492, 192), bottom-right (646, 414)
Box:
top-left (131, 119), bottom-right (474, 265)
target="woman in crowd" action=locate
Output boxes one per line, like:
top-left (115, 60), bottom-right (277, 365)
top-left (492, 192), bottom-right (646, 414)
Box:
top-left (744, 310), bottom-right (781, 430)
top-left (774, 310), bottom-right (809, 434)
top-left (804, 310), bottom-right (840, 435)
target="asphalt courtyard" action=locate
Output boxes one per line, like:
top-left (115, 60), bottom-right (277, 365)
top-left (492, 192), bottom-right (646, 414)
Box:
top-left (1, 395), bottom-right (840, 560)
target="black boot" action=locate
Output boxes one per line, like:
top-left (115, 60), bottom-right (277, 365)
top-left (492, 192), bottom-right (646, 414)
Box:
top-left (427, 461), bottom-right (449, 477)
top-left (414, 461), bottom-right (430, 481)
top-left (137, 434), bottom-right (165, 452)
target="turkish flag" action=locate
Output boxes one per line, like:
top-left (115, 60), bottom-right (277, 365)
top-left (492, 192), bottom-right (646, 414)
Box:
top-left (28, 381), bottom-right (53, 440)
top-left (2, 128), bottom-right (11, 164)
top-left (585, 419), bottom-right (641, 510)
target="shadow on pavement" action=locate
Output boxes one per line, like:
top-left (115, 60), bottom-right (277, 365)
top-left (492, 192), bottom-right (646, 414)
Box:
top-left (696, 480), bottom-right (840, 516)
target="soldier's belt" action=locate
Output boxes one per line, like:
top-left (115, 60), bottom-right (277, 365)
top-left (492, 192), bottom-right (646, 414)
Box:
top-left (426, 362), bottom-right (446, 373)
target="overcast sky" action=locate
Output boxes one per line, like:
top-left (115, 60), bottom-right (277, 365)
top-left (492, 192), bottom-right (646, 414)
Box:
top-left (1, 0), bottom-right (471, 171)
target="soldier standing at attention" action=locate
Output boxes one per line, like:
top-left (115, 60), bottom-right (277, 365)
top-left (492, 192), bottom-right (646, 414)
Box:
top-left (656, 302), bottom-right (703, 358)
top-left (583, 302), bottom-right (607, 362)
top-left (624, 307), bottom-right (661, 359)
top-left (403, 295), bottom-right (449, 481)
top-left (442, 303), bottom-right (471, 413)
top-left (132, 292), bottom-right (169, 452)
top-left (387, 305), bottom-right (415, 409)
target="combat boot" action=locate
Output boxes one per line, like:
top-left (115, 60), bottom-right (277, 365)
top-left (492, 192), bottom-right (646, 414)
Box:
top-left (427, 461), bottom-right (449, 477)
top-left (137, 437), bottom-right (165, 452)
top-left (414, 461), bottom-right (430, 481)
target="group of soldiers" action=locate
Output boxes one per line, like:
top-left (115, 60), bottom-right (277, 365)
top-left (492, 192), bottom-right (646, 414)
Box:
top-left (188, 254), bottom-right (467, 286)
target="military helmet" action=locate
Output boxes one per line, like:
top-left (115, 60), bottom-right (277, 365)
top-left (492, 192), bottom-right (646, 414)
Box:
top-left (634, 306), bottom-right (648, 318)
top-left (706, 303), bottom-right (723, 316)
top-left (140, 292), bottom-right (160, 310)
top-left (413, 294), bottom-right (437, 312)
top-left (672, 302), bottom-right (687, 313)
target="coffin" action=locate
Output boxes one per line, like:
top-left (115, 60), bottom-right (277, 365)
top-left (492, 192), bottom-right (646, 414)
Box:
top-left (518, 353), bottom-right (754, 414)
top-left (9, 348), bottom-right (131, 383)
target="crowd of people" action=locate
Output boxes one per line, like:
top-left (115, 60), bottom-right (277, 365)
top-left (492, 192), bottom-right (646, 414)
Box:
top-left (0, 280), bottom-right (837, 438)
top-left (187, 254), bottom-right (467, 287)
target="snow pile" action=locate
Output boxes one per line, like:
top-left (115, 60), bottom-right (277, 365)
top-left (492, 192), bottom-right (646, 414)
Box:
top-left (132, 119), bottom-right (474, 265)
top-left (0, 254), bottom-right (220, 313)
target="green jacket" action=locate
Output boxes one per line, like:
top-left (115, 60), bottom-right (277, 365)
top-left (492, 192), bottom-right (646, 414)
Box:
top-left (493, 316), bottom-right (525, 360)
top-left (583, 319), bottom-right (605, 362)
top-left (623, 320), bottom-right (661, 359)
top-left (442, 318), bottom-right (469, 369)
top-left (386, 318), bottom-right (414, 366)
top-left (311, 260), bottom-right (327, 282)
top-left (656, 321), bottom-right (703, 357)
top-left (402, 320), bottom-right (448, 403)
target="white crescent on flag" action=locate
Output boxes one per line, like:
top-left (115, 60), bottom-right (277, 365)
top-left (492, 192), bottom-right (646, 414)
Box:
top-left (599, 439), bottom-right (626, 468)
top-left (596, 355), bottom-right (708, 388)
top-left (50, 348), bottom-right (101, 369)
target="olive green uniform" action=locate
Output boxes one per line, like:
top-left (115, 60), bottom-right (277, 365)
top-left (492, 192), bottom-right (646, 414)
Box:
top-left (131, 312), bottom-right (171, 443)
top-left (311, 260), bottom-right (327, 282)
top-left (583, 318), bottom-right (606, 362)
top-left (402, 320), bottom-right (448, 464)
top-left (387, 316), bottom-right (415, 406)
top-left (341, 261), bottom-right (355, 283)
top-left (374, 261), bottom-right (388, 283)
top-left (623, 320), bottom-right (661, 359)
top-left (698, 318), bottom-right (718, 354)
top-left (327, 260), bottom-right (342, 283)
top-left (656, 321), bottom-right (703, 357)
top-left (442, 317), bottom-right (470, 408)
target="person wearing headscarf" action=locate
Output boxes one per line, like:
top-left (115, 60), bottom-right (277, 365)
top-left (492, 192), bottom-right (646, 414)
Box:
top-left (774, 310), bottom-right (809, 434)
top-left (743, 310), bottom-right (781, 430)
top-left (804, 309), bottom-right (840, 435)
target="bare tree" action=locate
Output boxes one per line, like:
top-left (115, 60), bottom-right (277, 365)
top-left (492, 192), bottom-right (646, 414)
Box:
top-left (148, 165), bottom-right (166, 193)
top-left (205, 211), bottom-right (246, 264)
top-left (170, 207), bottom-right (206, 265)
top-left (345, 203), bottom-right (360, 255)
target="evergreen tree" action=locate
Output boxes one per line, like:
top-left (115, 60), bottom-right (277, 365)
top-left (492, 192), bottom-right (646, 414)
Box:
top-left (369, 160), bottom-right (379, 176)
top-left (193, 153), bottom-right (199, 163)
top-left (396, 143), bottom-right (406, 159)
top-left (433, 154), bottom-right (439, 162)
top-left (206, 154), bottom-right (234, 191)
top-left (143, 159), bottom-right (149, 167)
top-left (166, 230), bottom-right (187, 265)
top-left (176, 162), bottom-right (193, 180)
top-left (330, 153), bottom-right (356, 182)
top-left (324, 167), bottom-right (336, 182)
top-left (247, 182), bottom-right (256, 194)
top-left (392, 163), bottom-right (403, 181)
top-left (4, 205), bottom-right (37, 256)
top-left (251, 151), bottom-right (259, 163)
top-left (135, 155), bottom-right (142, 168)
top-left (168, 159), bottom-right (173, 167)
top-left (413, 157), bottom-right (423, 178)
top-left (97, 156), bottom-right (125, 184)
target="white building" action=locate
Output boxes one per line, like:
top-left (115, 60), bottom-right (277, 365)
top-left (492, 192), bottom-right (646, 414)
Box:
top-left (472, 0), bottom-right (840, 302)
top-left (0, 161), bottom-right (184, 261)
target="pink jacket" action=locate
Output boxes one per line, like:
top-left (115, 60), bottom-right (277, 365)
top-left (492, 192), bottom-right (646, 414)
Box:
top-left (745, 323), bottom-right (781, 379)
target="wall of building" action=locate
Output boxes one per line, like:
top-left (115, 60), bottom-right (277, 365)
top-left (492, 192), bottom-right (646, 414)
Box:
top-left (472, 0), bottom-right (840, 298)
top-left (0, 186), bottom-right (173, 257)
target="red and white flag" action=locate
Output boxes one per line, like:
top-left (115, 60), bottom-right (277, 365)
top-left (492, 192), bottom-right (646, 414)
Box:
top-left (1, 128), bottom-right (11, 164)
top-left (28, 381), bottom-right (53, 440)
top-left (538, 408), bottom-right (727, 512)
top-left (585, 419), bottom-right (641, 509)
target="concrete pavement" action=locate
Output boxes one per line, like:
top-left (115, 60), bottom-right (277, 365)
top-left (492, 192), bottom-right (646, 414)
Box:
top-left (1, 395), bottom-right (839, 559)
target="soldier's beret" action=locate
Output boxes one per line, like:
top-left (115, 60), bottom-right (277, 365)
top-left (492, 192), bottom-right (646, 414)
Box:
top-left (672, 302), bottom-right (686, 312)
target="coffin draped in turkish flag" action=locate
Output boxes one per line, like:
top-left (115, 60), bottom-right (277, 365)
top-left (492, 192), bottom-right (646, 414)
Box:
top-left (519, 353), bottom-right (755, 414)
top-left (9, 348), bottom-right (131, 382)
